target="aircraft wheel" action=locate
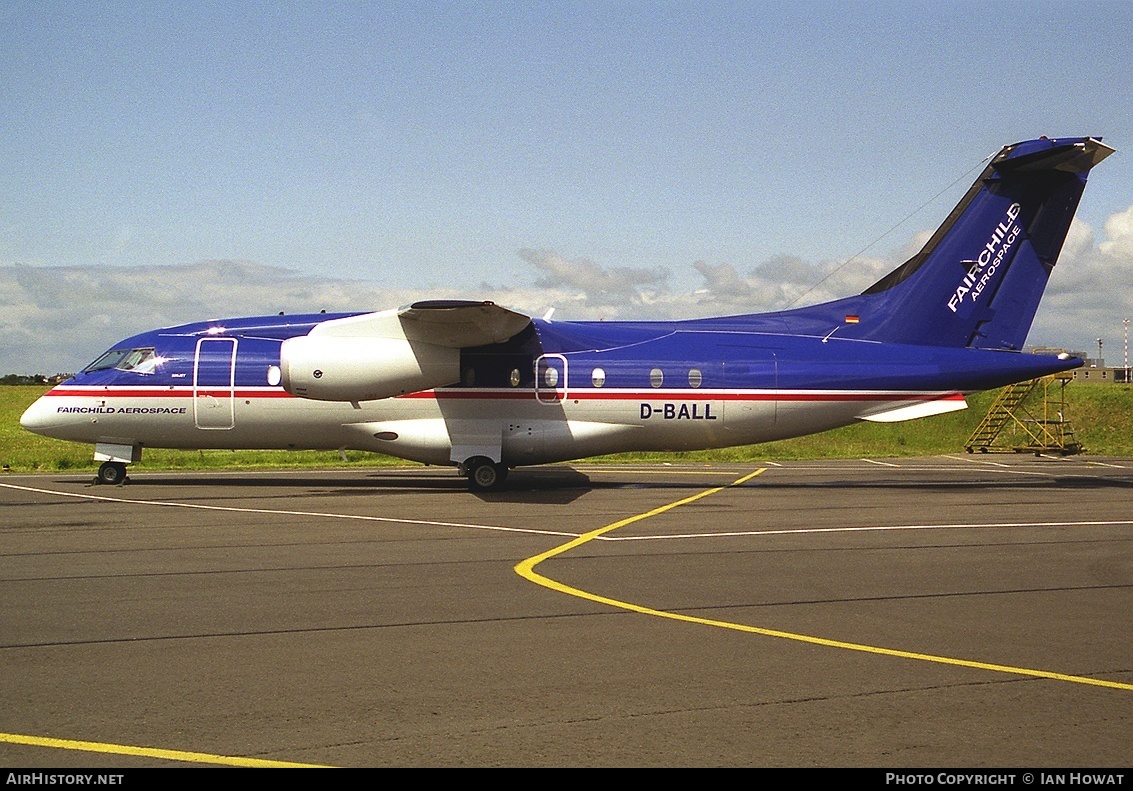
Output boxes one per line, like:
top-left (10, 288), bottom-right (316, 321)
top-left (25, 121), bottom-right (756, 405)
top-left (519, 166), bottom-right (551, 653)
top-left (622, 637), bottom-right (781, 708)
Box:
top-left (96, 461), bottom-right (128, 486)
top-left (466, 457), bottom-right (507, 492)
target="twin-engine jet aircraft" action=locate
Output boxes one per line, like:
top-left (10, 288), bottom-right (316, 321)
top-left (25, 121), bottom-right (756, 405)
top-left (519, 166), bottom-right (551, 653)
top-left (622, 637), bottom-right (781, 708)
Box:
top-left (21, 136), bottom-right (1113, 490)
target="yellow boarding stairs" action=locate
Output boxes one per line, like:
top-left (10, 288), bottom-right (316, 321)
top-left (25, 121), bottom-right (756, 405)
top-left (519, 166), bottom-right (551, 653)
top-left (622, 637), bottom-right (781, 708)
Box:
top-left (964, 373), bottom-right (1082, 455)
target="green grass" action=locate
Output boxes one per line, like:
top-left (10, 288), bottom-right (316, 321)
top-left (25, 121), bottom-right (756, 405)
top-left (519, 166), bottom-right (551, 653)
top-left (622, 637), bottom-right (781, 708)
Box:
top-left (3, 382), bottom-right (1132, 473)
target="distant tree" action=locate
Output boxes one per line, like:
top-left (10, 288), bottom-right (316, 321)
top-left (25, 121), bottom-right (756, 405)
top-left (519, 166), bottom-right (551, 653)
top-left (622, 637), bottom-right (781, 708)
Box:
top-left (0, 374), bottom-right (50, 385)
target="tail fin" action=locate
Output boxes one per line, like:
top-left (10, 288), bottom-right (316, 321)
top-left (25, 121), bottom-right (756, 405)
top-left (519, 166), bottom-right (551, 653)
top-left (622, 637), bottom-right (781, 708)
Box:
top-left (856, 136), bottom-right (1113, 349)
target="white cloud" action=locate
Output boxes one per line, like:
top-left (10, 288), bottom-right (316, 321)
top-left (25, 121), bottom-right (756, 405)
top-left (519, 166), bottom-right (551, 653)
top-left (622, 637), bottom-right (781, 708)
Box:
top-left (1029, 210), bottom-right (1133, 355)
top-left (0, 262), bottom-right (400, 374)
top-left (518, 249), bottom-right (669, 308)
top-left (1100, 205), bottom-right (1133, 260)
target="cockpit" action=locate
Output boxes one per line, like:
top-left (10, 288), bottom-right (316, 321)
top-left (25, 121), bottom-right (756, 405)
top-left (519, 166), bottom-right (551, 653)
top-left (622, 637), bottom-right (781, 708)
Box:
top-left (83, 347), bottom-right (161, 375)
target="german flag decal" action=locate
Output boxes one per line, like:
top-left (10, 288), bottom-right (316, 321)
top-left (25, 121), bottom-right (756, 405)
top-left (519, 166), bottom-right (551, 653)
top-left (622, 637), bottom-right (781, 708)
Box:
top-left (845, 314), bottom-right (860, 324)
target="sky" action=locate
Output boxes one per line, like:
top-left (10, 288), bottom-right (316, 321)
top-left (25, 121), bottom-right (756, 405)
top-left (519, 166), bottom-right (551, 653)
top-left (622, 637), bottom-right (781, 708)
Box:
top-left (3, 1), bottom-right (1133, 373)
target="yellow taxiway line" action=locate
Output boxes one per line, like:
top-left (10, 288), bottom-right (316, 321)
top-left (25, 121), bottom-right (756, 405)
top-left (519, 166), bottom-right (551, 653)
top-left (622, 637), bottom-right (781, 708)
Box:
top-left (0, 731), bottom-right (330, 767)
top-left (515, 467), bottom-right (1133, 692)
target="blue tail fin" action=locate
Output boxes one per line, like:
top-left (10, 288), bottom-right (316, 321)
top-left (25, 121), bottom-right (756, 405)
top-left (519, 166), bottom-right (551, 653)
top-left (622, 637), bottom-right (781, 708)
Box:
top-left (853, 136), bottom-right (1113, 349)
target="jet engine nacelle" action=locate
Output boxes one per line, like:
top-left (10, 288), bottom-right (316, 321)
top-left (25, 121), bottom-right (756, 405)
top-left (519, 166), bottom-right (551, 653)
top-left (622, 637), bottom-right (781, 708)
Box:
top-left (279, 335), bottom-right (460, 402)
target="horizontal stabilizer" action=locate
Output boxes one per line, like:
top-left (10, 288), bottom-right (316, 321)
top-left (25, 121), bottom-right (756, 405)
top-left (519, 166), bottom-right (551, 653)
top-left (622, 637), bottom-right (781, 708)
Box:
top-left (858, 396), bottom-right (968, 423)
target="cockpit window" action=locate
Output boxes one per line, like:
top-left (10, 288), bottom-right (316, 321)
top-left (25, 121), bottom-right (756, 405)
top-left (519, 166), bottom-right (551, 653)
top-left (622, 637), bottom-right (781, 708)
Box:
top-left (84, 349), bottom-right (130, 372)
top-left (117, 348), bottom-right (157, 373)
top-left (83, 347), bottom-right (159, 374)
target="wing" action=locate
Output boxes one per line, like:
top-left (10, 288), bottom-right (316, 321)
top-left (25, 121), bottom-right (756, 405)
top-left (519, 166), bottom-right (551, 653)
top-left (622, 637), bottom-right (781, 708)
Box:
top-left (280, 301), bottom-right (532, 402)
top-left (307, 300), bottom-right (531, 347)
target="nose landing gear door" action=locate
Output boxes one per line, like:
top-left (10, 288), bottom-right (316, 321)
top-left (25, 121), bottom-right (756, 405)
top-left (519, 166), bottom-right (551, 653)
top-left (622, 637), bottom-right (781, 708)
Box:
top-left (534, 354), bottom-right (567, 405)
top-left (194, 338), bottom-right (237, 429)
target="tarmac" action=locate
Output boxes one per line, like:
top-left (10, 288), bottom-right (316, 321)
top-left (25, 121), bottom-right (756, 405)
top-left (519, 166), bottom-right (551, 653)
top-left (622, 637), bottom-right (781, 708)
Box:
top-left (1, 455), bottom-right (1131, 767)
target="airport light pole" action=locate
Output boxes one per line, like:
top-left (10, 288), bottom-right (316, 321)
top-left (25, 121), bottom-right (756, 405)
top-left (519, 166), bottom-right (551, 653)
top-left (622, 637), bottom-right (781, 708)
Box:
top-left (1125, 318), bottom-right (1129, 384)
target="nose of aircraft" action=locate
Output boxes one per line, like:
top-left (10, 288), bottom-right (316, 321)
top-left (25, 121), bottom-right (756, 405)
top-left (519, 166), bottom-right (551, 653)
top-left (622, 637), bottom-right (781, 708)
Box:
top-left (20, 395), bottom-right (58, 436)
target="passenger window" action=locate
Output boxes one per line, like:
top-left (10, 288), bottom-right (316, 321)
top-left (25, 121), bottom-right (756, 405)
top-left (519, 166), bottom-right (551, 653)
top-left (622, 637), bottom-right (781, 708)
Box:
top-left (688, 368), bottom-right (702, 388)
top-left (591, 368), bottom-right (606, 387)
top-left (649, 368), bottom-right (664, 388)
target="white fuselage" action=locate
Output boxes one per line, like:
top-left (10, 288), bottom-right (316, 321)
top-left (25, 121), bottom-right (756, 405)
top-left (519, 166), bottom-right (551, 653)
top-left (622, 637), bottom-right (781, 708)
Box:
top-left (22, 382), bottom-right (954, 467)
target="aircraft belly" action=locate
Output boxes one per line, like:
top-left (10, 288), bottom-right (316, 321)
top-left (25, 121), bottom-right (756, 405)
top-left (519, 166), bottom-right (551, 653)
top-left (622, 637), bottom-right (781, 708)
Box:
top-left (369, 391), bottom-right (736, 463)
top-left (534, 419), bottom-right (640, 464)
top-left (772, 395), bottom-right (942, 440)
top-left (558, 392), bottom-right (731, 456)
top-left (341, 418), bottom-right (452, 465)
top-left (31, 386), bottom-right (958, 466)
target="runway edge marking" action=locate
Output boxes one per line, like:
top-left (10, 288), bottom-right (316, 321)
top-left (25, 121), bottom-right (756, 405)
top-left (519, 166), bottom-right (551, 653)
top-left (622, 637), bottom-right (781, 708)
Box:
top-left (514, 468), bottom-right (1133, 692)
top-left (0, 731), bottom-right (330, 768)
top-left (0, 481), bottom-right (574, 538)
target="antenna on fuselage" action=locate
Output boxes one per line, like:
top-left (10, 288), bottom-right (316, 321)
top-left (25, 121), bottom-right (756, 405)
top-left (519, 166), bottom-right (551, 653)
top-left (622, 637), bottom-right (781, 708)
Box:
top-left (784, 148), bottom-right (997, 309)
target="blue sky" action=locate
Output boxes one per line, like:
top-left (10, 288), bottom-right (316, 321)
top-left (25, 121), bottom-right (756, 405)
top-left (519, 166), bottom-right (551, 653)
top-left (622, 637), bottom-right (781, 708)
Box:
top-left (3, 1), bottom-right (1133, 372)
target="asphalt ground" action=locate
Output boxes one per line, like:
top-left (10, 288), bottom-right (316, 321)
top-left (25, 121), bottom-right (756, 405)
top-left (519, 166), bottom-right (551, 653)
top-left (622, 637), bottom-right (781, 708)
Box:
top-left (0, 455), bottom-right (1131, 767)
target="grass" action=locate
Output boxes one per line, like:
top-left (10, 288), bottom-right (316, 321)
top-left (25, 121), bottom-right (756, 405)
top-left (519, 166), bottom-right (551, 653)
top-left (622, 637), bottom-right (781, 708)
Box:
top-left (3, 382), bottom-right (1132, 473)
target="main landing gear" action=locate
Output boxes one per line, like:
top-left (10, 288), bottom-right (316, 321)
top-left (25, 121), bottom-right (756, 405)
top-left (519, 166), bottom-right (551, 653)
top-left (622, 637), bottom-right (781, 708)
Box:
top-left (95, 461), bottom-right (128, 486)
top-left (461, 457), bottom-right (508, 492)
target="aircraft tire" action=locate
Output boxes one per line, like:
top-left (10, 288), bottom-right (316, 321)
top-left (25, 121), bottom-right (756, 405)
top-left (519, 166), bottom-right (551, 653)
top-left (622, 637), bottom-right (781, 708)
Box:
top-left (466, 458), bottom-right (507, 492)
top-left (96, 461), bottom-right (128, 486)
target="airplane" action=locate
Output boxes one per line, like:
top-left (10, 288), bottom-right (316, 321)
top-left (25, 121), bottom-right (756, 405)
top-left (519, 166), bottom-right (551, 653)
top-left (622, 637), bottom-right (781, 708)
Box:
top-left (20, 136), bottom-right (1114, 491)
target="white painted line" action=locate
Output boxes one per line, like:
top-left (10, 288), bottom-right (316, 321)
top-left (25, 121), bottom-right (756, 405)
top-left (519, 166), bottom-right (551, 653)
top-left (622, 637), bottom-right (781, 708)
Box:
top-left (0, 482), bottom-right (576, 538)
top-left (601, 518), bottom-right (1133, 541)
top-left (952, 455), bottom-right (1013, 467)
top-left (860, 458), bottom-right (899, 467)
top-left (117, 466), bottom-right (427, 478)
top-left (945, 454), bottom-right (1126, 472)
top-left (943, 456), bottom-right (1064, 477)
top-left (573, 468), bottom-right (744, 476)
top-left (968, 466), bottom-right (1060, 478)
